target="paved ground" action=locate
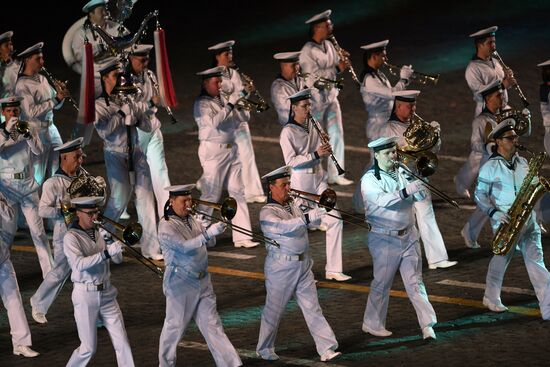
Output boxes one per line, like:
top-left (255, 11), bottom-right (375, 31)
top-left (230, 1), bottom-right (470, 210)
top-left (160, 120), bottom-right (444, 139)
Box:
top-left (3, 0), bottom-right (550, 366)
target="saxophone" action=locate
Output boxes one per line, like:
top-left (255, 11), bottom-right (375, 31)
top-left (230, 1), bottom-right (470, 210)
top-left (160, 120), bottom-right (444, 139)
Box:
top-left (491, 148), bottom-right (550, 255)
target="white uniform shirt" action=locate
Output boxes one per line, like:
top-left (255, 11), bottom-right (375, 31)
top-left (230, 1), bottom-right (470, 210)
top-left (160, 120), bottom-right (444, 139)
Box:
top-left (474, 153), bottom-right (536, 232)
top-left (15, 74), bottom-right (63, 129)
top-left (0, 59), bottom-right (20, 98)
top-left (221, 67), bottom-right (245, 98)
top-left (471, 110), bottom-right (497, 155)
top-left (131, 69), bottom-right (161, 131)
top-left (0, 127), bottom-right (43, 173)
top-left (361, 168), bottom-right (424, 230)
top-left (260, 200), bottom-right (310, 255)
top-left (38, 170), bottom-right (73, 222)
top-left (94, 96), bottom-right (155, 153)
top-left (465, 56), bottom-right (508, 109)
top-left (541, 84), bottom-right (550, 128)
top-left (361, 68), bottom-right (407, 119)
top-left (279, 121), bottom-right (322, 174)
top-left (271, 76), bottom-right (306, 125)
top-left (193, 94), bottom-right (250, 144)
top-left (300, 40), bottom-right (340, 105)
top-left (64, 225), bottom-right (122, 284)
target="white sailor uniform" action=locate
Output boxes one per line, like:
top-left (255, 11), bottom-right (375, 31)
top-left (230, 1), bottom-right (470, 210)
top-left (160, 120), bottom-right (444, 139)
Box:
top-left (271, 75), bottom-right (307, 125)
top-left (465, 56), bottom-right (509, 116)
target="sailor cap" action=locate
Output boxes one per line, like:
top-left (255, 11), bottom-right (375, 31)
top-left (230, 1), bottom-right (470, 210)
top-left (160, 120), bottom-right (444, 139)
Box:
top-left (0, 31), bottom-right (13, 44)
top-left (392, 90), bottom-right (421, 102)
top-left (360, 40), bottom-right (389, 52)
top-left (288, 88), bottom-right (312, 104)
top-left (17, 42), bottom-right (44, 59)
top-left (305, 10), bottom-right (332, 25)
top-left (368, 136), bottom-right (399, 152)
top-left (71, 196), bottom-right (104, 208)
top-left (82, 0), bottom-right (107, 13)
top-left (196, 66), bottom-right (224, 79)
top-left (537, 59), bottom-right (550, 67)
top-left (261, 166), bottom-right (292, 182)
top-left (488, 118), bottom-right (516, 140)
top-left (479, 80), bottom-right (502, 99)
top-left (98, 58), bottom-right (123, 76)
top-left (207, 40), bottom-right (235, 53)
top-left (0, 96), bottom-right (23, 108)
top-left (273, 51), bottom-right (301, 63)
top-left (469, 26), bottom-right (498, 39)
top-left (54, 137), bottom-right (84, 154)
top-left (126, 44), bottom-right (154, 56)
top-left (165, 184), bottom-right (195, 196)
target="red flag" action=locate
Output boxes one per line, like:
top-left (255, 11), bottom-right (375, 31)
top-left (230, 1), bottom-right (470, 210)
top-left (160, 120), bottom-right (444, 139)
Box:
top-left (154, 27), bottom-right (177, 108)
top-left (77, 41), bottom-right (95, 124)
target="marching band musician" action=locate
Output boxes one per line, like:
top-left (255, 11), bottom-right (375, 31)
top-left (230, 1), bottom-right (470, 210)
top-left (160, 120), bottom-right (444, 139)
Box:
top-left (280, 89), bottom-right (351, 281)
top-left (382, 90), bottom-right (456, 270)
top-left (456, 81), bottom-right (503, 249)
top-left (0, 95), bottom-right (53, 278)
top-left (63, 196), bottom-right (135, 366)
top-left (359, 40), bottom-right (412, 143)
top-left (299, 10), bottom-right (353, 186)
top-left (361, 136), bottom-right (437, 340)
top-left (207, 40), bottom-right (266, 204)
top-left (193, 66), bottom-right (258, 248)
top-left (270, 51), bottom-right (307, 125)
top-left (0, 191), bottom-right (40, 358)
top-left (0, 31), bottom-right (20, 99)
top-left (94, 58), bottom-right (163, 260)
top-left (465, 26), bottom-right (515, 116)
top-left (31, 138), bottom-right (103, 324)
top-left (256, 166), bottom-right (341, 362)
top-left (475, 120), bottom-right (550, 318)
top-left (15, 42), bottom-right (67, 186)
top-left (126, 44), bottom-right (171, 217)
top-left (539, 59), bottom-right (550, 156)
top-left (158, 185), bottom-right (242, 367)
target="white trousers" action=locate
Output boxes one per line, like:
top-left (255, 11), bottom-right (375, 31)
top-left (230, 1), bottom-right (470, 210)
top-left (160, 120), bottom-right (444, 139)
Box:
top-left (137, 128), bottom-right (171, 217)
top-left (312, 99), bottom-right (345, 182)
top-left (67, 285), bottom-right (135, 366)
top-left (455, 151), bottom-right (482, 197)
top-left (197, 141), bottom-right (253, 243)
top-left (484, 231), bottom-right (550, 319)
top-left (292, 171), bottom-right (343, 272)
top-left (413, 191), bottom-right (450, 265)
top-left (103, 150), bottom-right (161, 257)
top-left (0, 260), bottom-right (32, 348)
top-left (363, 229), bottom-right (437, 331)
top-left (159, 270), bottom-right (241, 367)
top-left (33, 124), bottom-right (63, 186)
top-left (234, 122), bottom-right (264, 199)
top-left (257, 255), bottom-right (338, 358)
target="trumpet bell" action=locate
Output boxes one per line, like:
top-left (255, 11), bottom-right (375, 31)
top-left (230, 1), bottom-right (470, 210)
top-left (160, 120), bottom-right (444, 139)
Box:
top-left (319, 189), bottom-right (337, 212)
top-left (221, 197), bottom-right (237, 221)
top-left (111, 75), bottom-right (142, 97)
top-left (122, 222), bottom-right (143, 246)
top-left (15, 120), bottom-right (30, 135)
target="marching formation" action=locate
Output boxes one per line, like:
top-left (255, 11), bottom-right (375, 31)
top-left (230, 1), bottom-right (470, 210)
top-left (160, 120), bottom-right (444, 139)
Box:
top-left (1, 1), bottom-right (550, 365)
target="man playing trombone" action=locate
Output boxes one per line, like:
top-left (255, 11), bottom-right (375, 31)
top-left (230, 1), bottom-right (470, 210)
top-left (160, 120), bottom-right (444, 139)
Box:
top-left (299, 10), bottom-right (353, 186)
top-left (279, 89), bottom-right (350, 281)
top-left (270, 51), bottom-right (307, 125)
top-left (360, 136), bottom-right (437, 340)
top-left (158, 185), bottom-right (242, 367)
top-left (256, 166), bottom-right (341, 362)
top-left (381, 90), bottom-right (456, 270)
top-left (63, 196), bottom-right (134, 366)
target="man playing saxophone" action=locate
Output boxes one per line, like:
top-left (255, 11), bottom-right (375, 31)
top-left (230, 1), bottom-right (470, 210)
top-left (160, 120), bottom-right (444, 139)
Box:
top-left (474, 119), bottom-right (550, 317)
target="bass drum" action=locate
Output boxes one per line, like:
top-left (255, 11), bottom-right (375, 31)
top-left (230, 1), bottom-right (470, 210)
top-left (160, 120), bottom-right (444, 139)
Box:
top-left (62, 17), bottom-right (86, 74)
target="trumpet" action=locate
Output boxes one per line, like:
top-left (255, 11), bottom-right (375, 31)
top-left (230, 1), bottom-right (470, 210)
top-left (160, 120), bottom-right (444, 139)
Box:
top-left (14, 119), bottom-right (30, 136)
top-left (297, 72), bottom-right (344, 91)
top-left (492, 51), bottom-right (529, 108)
top-left (393, 160), bottom-right (459, 208)
top-left (191, 197), bottom-right (280, 247)
top-left (146, 70), bottom-right (179, 124)
top-left (290, 188), bottom-right (371, 230)
top-left (308, 113), bottom-right (345, 176)
top-left (237, 71), bottom-right (270, 113)
top-left (94, 213), bottom-right (164, 278)
top-left (327, 35), bottom-right (361, 87)
top-left (384, 62), bottom-right (439, 85)
top-left (40, 67), bottom-right (79, 111)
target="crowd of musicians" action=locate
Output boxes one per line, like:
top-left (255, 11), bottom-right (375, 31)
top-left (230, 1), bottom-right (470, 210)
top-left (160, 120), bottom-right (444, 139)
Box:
top-left (1, 1), bottom-right (550, 365)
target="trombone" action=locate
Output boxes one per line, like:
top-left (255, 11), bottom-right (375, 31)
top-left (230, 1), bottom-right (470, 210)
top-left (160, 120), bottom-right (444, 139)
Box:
top-left (393, 160), bottom-right (459, 208)
top-left (94, 214), bottom-right (164, 278)
top-left (290, 188), bottom-right (372, 230)
top-left (384, 62), bottom-right (439, 85)
top-left (191, 197), bottom-right (281, 247)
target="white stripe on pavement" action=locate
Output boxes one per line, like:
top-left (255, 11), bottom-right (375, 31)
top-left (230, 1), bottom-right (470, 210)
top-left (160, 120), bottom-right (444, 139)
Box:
top-left (178, 341), bottom-right (347, 367)
top-left (208, 251), bottom-right (256, 260)
top-left (437, 279), bottom-right (536, 296)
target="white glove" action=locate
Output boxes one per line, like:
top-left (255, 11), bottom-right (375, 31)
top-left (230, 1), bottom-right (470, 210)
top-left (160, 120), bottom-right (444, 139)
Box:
top-left (95, 176), bottom-right (106, 188)
top-left (228, 93), bottom-right (240, 106)
top-left (206, 222), bottom-right (227, 238)
top-left (430, 120), bottom-right (441, 131)
top-left (107, 241), bottom-right (123, 257)
top-left (144, 106), bottom-right (158, 116)
top-left (492, 211), bottom-right (511, 224)
top-left (405, 180), bottom-right (425, 196)
top-left (120, 103), bottom-right (132, 117)
top-left (521, 108), bottom-right (531, 119)
top-left (400, 65), bottom-right (414, 80)
top-left (531, 176), bottom-right (540, 186)
top-left (308, 207), bottom-right (327, 223)
top-left (5, 117), bottom-right (18, 132)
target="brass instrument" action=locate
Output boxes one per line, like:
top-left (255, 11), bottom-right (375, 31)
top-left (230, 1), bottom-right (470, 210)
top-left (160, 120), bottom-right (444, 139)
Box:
top-left (236, 71), bottom-right (270, 113)
top-left (394, 161), bottom-right (460, 208)
top-left (492, 51), bottom-right (529, 108)
top-left (290, 188), bottom-right (371, 230)
top-left (94, 213), bottom-right (164, 277)
top-left (494, 108), bottom-right (531, 137)
top-left (397, 149), bottom-right (438, 178)
top-left (327, 35), bottom-right (361, 87)
top-left (61, 169), bottom-right (107, 226)
top-left (41, 67), bottom-right (79, 111)
top-left (384, 62), bottom-right (439, 85)
top-left (191, 197), bottom-right (280, 247)
top-left (308, 113), bottom-right (345, 176)
top-left (297, 72), bottom-right (344, 91)
top-left (146, 70), bottom-right (179, 124)
top-left (492, 146), bottom-right (550, 255)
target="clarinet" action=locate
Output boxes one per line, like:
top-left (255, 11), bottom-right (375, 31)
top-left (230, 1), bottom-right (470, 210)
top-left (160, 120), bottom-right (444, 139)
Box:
top-left (146, 70), bottom-right (179, 124)
top-left (308, 113), bottom-right (345, 176)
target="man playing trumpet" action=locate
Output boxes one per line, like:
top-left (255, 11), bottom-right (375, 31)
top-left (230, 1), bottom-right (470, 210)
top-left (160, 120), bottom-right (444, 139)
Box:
top-left (279, 89), bottom-right (350, 281)
top-left (270, 51), bottom-right (307, 125)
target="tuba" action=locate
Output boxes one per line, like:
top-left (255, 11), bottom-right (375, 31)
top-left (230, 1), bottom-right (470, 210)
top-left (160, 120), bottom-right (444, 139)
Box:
top-left (492, 147), bottom-right (550, 255)
top-left (397, 113), bottom-right (440, 177)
